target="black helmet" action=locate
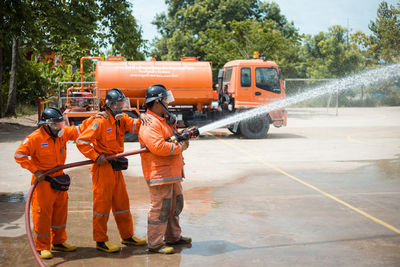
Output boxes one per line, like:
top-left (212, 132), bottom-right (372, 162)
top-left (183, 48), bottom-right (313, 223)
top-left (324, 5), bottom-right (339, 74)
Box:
top-left (106, 88), bottom-right (126, 105)
top-left (144, 84), bottom-right (168, 104)
top-left (38, 107), bottom-right (64, 125)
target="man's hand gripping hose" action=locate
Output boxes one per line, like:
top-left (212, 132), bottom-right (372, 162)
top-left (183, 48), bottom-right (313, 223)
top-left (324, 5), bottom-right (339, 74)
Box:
top-left (169, 127), bottom-right (200, 143)
top-left (168, 128), bottom-right (199, 151)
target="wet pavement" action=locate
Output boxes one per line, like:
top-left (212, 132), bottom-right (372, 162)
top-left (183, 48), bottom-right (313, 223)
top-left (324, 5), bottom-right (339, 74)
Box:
top-left (1, 107), bottom-right (400, 266)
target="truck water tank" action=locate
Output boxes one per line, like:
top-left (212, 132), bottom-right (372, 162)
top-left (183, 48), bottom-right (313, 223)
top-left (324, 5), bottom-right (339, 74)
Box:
top-left (95, 60), bottom-right (214, 106)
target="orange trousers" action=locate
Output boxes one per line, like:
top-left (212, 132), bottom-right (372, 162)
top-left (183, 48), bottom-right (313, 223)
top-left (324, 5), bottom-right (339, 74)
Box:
top-left (147, 182), bottom-right (183, 249)
top-left (91, 163), bottom-right (133, 242)
top-left (31, 177), bottom-right (68, 250)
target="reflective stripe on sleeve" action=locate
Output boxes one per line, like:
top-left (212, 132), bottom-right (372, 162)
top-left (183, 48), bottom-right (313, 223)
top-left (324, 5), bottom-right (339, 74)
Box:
top-left (132, 119), bottom-right (138, 133)
top-left (33, 232), bottom-right (49, 238)
top-left (76, 140), bottom-right (91, 145)
top-left (51, 224), bottom-right (66, 229)
top-left (169, 144), bottom-right (174, 155)
top-left (14, 154), bottom-right (29, 158)
top-left (113, 209), bottom-right (130, 215)
top-left (147, 176), bottom-right (182, 185)
top-left (93, 211), bottom-right (109, 217)
top-left (148, 220), bottom-right (168, 225)
top-left (76, 125), bottom-right (81, 135)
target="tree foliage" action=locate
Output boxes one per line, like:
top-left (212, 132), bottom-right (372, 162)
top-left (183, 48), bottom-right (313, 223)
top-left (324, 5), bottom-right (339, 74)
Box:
top-left (1, 0), bottom-right (400, 116)
top-left (349, 31), bottom-right (379, 69)
top-left (0, 0), bottom-right (145, 116)
top-left (369, 1), bottom-right (400, 63)
top-left (30, 1), bottom-right (99, 65)
top-left (99, 0), bottom-right (145, 60)
top-left (302, 25), bottom-right (362, 79)
top-left (151, 0), bottom-right (293, 57)
top-left (152, 0), bottom-right (302, 77)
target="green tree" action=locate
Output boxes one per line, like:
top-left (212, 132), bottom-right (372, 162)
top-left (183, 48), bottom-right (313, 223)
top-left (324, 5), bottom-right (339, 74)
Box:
top-left (0, 0), bottom-right (145, 116)
top-left (350, 31), bottom-right (380, 69)
top-left (1, 0), bottom-right (36, 116)
top-left (202, 19), bottom-right (301, 76)
top-left (152, 0), bottom-right (302, 77)
top-left (152, 0), bottom-right (293, 58)
top-left (369, 1), bottom-right (400, 63)
top-left (33, 0), bottom-right (100, 65)
top-left (99, 0), bottom-right (145, 60)
top-left (302, 25), bottom-right (362, 79)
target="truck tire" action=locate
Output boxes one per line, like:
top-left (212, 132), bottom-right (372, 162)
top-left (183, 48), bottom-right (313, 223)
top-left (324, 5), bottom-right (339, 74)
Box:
top-left (124, 111), bottom-right (138, 142)
top-left (238, 115), bottom-right (269, 139)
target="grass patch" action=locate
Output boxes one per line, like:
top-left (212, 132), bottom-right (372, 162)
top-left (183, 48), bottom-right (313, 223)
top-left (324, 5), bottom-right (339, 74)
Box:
top-left (15, 103), bottom-right (37, 117)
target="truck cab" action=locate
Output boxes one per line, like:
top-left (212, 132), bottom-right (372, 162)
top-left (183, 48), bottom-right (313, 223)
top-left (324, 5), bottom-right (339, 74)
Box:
top-left (218, 58), bottom-right (287, 138)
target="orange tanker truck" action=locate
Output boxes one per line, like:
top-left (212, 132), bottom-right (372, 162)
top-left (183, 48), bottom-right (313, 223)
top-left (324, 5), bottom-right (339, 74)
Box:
top-left (52, 54), bottom-right (287, 139)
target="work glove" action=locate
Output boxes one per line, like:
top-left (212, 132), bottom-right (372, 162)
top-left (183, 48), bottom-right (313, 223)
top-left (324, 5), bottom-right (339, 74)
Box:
top-left (180, 140), bottom-right (189, 151)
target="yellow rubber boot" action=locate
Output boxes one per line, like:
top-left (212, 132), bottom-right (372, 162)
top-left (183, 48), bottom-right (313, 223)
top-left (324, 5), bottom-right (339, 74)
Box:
top-left (51, 242), bottom-right (77, 252)
top-left (96, 241), bottom-right (120, 253)
top-left (121, 236), bottom-right (147, 246)
top-left (148, 245), bottom-right (175, 254)
top-left (37, 250), bottom-right (53, 259)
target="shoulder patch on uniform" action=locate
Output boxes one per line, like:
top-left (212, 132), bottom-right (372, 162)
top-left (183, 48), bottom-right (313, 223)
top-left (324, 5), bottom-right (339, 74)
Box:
top-left (91, 123), bottom-right (98, 131)
top-left (41, 142), bottom-right (48, 147)
top-left (23, 137), bottom-right (29, 145)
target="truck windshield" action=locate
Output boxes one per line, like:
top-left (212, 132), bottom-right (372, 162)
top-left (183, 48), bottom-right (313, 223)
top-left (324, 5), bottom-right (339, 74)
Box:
top-left (224, 67), bottom-right (233, 82)
top-left (255, 68), bottom-right (280, 93)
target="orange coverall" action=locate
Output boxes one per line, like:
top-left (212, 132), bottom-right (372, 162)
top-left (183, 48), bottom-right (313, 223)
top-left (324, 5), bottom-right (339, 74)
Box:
top-left (76, 112), bottom-right (140, 242)
top-left (138, 110), bottom-right (185, 249)
top-left (14, 119), bottom-right (94, 250)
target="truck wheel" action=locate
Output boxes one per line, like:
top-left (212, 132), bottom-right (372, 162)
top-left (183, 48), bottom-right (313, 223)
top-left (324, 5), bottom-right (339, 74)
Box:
top-left (239, 115), bottom-right (269, 139)
top-left (124, 111), bottom-right (138, 142)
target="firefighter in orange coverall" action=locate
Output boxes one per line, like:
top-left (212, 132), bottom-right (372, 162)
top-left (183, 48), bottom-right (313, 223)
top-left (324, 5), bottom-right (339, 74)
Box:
top-left (14, 107), bottom-right (97, 259)
top-left (139, 84), bottom-right (192, 254)
top-left (76, 88), bottom-right (147, 253)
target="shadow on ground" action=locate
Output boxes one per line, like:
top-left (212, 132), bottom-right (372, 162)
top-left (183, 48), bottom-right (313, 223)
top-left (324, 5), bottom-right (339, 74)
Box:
top-left (0, 123), bottom-right (37, 142)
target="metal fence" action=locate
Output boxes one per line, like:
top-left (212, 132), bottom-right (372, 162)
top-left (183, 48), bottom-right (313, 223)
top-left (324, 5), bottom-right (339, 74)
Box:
top-left (284, 78), bottom-right (339, 115)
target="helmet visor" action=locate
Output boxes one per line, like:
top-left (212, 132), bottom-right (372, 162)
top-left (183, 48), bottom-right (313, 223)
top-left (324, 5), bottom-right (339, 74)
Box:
top-left (163, 91), bottom-right (175, 104)
top-left (48, 121), bottom-right (66, 131)
top-left (108, 98), bottom-right (131, 113)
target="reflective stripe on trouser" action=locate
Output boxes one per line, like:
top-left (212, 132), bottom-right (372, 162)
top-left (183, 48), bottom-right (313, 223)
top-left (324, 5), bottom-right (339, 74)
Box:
top-left (91, 163), bottom-right (133, 242)
top-left (31, 177), bottom-right (68, 250)
top-left (147, 182), bottom-right (183, 249)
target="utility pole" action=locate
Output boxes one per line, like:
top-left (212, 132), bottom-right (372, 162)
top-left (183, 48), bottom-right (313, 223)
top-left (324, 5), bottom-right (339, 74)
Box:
top-left (346, 18), bottom-right (350, 46)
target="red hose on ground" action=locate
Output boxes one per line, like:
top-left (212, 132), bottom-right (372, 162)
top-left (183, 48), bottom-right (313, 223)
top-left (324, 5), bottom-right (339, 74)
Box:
top-left (24, 147), bottom-right (149, 267)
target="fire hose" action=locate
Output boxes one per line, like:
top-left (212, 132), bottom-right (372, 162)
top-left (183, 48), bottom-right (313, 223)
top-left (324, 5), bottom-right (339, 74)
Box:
top-left (25, 147), bottom-right (149, 267)
top-left (24, 127), bottom-right (200, 266)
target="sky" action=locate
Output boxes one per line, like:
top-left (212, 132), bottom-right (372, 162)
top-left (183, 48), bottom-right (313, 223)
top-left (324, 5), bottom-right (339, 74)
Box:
top-left (131, 0), bottom-right (399, 45)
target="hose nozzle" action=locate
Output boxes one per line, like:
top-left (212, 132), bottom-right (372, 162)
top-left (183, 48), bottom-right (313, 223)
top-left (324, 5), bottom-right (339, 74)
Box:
top-left (170, 128), bottom-right (200, 142)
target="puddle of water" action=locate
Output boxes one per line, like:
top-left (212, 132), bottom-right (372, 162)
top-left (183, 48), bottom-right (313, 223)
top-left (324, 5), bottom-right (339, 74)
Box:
top-left (0, 192), bottom-right (26, 203)
top-left (338, 158), bottom-right (400, 180)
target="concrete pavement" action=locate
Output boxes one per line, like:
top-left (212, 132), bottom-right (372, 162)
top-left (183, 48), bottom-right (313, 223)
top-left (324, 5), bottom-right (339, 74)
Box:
top-left (1, 107), bottom-right (399, 266)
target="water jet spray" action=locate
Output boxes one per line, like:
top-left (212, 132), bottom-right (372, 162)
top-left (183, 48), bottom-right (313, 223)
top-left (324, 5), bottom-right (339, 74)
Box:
top-left (198, 64), bottom-right (400, 134)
